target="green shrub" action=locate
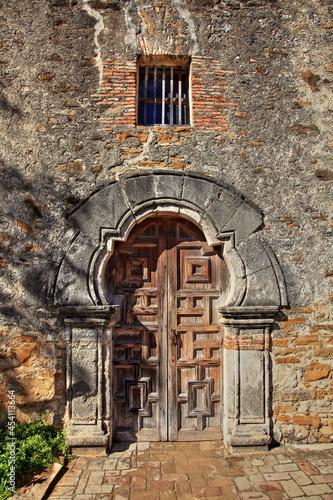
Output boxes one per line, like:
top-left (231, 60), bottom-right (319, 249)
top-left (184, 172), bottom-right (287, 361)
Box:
top-left (0, 417), bottom-right (68, 500)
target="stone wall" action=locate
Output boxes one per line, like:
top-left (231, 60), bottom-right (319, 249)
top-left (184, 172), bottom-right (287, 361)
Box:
top-left (0, 0), bottom-right (332, 444)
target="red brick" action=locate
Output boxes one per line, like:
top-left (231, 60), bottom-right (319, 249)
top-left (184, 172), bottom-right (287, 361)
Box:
top-left (280, 317), bottom-right (306, 325)
top-left (192, 486), bottom-right (222, 497)
top-left (162, 473), bottom-right (188, 481)
top-left (254, 481), bottom-right (282, 491)
top-left (146, 480), bottom-right (174, 491)
top-left (275, 356), bottom-right (301, 363)
top-left (292, 415), bottom-right (321, 428)
top-left (131, 476), bottom-right (147, 491)
top-left (298, 462), bottom-right (320, 475)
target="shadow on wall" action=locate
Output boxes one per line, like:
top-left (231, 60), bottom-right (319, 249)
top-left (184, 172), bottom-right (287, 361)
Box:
top-left (0, 161), bottom-right (87, 427)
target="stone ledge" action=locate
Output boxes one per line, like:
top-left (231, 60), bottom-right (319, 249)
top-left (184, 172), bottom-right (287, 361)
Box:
top-left (59, 305), bottom-right (119, 326)
top-left (230, 433), bottom-right (272, 447)
top-left (10, 463), bottom-right (64, 500)
top-left (67, 434), bottom-right (108, 446)
top-left (59, 305), bottom-right (118, 318)
top-left (70, 446), bottom-right (108, 457)
top-left (219, 306), bottom-right (279, 319)
top-left (289, 443), bottom-right (333, 451)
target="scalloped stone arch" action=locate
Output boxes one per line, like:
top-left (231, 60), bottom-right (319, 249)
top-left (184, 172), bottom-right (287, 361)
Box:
top-left (54, 171), bottom-right (287, 308)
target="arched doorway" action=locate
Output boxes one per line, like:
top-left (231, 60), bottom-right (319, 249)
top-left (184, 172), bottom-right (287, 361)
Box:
top-left (105, 215), bottom-right (230, 441)
top-left (56, 171), bottom-right (287, 452)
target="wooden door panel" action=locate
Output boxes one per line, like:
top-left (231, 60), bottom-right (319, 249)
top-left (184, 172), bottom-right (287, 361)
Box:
top-left (171, 223), bottom-right (223, 440)
top-left (178, 246), bottom-right (222, 291)
top-left (113, 363), bottom-right (160, 441)
top-left (176, 365), bottom-right (222, 440)
top-left (108, 217), bottom-right (227, 442)
top-left (175, 325), bottom-right (222, 440)
top-left (111, 224), bottom-right (164, 441)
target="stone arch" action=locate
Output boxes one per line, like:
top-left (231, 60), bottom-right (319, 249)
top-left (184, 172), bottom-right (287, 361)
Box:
top-left (54, 170), bottom-right (287, 308)
top-left (54, 170), bottom-right (288, 452)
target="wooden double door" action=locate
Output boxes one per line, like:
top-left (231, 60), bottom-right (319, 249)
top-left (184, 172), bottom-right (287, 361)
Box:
top-left (106, 216), bottom-right (228, 441)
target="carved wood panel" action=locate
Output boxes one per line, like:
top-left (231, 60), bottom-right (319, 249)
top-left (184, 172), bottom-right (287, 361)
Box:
top-left (168, 223), bottom-right (224, 441)
top-left (106, 216), bottom-right (228, 441)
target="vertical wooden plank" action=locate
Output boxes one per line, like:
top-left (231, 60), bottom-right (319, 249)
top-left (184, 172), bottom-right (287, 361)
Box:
top-left (107, 326), bottom-right (113, 449)
top-left (158, 218), bottom-right (168, 441)
top-left (167, 219), bottom-right (179, 440)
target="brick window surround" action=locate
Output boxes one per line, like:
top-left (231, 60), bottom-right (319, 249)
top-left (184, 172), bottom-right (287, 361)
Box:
top-left (96, 55), bottom-right (234, 132)
top-left (137, 55), bottom-right (190, 126)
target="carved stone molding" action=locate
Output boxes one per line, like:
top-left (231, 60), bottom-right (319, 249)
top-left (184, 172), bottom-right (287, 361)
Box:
top-left (54, 171), bottom-right (287, 310)
top-left (219, 306), bottom-right (279, 452)
top-left (59, 306), bottom-right (118, 451)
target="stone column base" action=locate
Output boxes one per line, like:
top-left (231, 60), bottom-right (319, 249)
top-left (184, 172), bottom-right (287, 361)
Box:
top-left (59, 306), bottom-right (118, 455)
top-left (219, 306), bottom-right (279, 452)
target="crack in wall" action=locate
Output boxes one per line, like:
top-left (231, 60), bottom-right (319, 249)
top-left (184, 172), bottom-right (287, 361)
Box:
top-left (121, 130), bottom-right (156, 167)
top-left (245, 264), bottom-right (275, 278)
top-left (82, 0), bottom-right (105, 91)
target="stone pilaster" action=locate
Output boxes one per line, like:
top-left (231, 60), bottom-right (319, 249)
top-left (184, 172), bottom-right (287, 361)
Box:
top-left (60, 306), bottom-right (118, 454)
top-left (219, 306), bottom-right (279, 452)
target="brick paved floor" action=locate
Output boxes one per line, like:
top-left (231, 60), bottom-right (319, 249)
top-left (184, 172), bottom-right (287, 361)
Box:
top-left (48, 441), bottom-right (333, 500)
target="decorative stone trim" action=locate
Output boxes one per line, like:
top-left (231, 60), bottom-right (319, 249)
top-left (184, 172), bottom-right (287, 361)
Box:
top-left (219, 306), bottom-right (279, 452)
top-left (53, 172), bottom-right (287, 450)
top-left (54, 171), bottom-right (287, 310)
top-left (59, 306), bottom-right (118, 451)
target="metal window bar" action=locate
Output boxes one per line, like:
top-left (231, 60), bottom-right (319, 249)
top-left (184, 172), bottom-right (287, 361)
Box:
top-left (153, 66), bottom-right (157, 124)
top-left (170, 67), bottom-right (174, 125)
top-left (162, 66), bottom-right (166, 125)
top-left (178, 68), bottom-right (182, 125)
top-left (144, 66), bottom-right (148, 125)
top-left (138, 65), bottom-right (189, 126)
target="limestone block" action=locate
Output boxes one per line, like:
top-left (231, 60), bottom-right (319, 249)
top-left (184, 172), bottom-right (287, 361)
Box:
top-left (71, 342), bottom-right (98, 422)
top-left (54, 233), bottom-right (96, 306)
top-left (237, 235), bottom-right (282, 306)
top-left (229, 429), bottom-right (271, 447)
top-left (70, 182), bottom-right (131, 237)
top-left (205, 188), bottom-right (243, 233)
top-left (244, 269), bottom-right (281, 306)
top-left (233, 235), bottom-right (271, 275)
top-left (182, 175), bottom-right (220, 209)
top-left (69, 198), bottom-right (111, 241)
top-left (239, 349), bottom-right (265, 423)
top-left (121, 174), bottom-right (156, 209)
top-left (220, 202), bottom-right (263, 245)
top-left (92, 182), bottom-right (132, 230)
top-left (223, 247), bottom-right (246, 306)
top-left (223, 349), bottom-right (238, 419)
top-left (154, 172), bottom-right (185, 200)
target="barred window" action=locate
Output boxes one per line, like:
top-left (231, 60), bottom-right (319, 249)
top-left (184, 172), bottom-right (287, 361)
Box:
top-left (137, 56), bottom-right (190, 126)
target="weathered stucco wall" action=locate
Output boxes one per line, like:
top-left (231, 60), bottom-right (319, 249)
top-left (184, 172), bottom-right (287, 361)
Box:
top-left (0, 0), bottom-right (332, 444)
